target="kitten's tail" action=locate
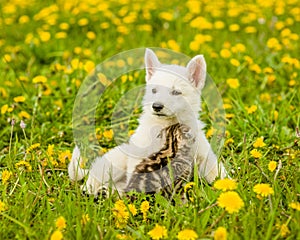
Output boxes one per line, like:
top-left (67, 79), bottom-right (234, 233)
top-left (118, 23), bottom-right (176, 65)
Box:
top-left (68, 146), bottom-right (88, 181)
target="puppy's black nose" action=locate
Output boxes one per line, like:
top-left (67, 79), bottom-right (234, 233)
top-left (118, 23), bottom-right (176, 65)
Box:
top-left (152, 102), bottom-right (164, 112)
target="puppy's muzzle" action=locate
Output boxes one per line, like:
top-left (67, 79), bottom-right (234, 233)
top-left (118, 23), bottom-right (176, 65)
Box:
top-left (152, 102), bottom-right (164, 112)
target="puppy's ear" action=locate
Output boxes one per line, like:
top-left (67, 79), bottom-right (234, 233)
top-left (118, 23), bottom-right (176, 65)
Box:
top-left (145, 48), bottom-right (161, 81)
top-left (186, 55), bottom-right (206, 90)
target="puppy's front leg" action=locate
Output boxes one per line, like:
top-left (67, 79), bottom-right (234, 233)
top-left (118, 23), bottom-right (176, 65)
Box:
top-left (195, 130), bottom-right (228, 183)
top-left (84, 146), bottom-right (129, 195)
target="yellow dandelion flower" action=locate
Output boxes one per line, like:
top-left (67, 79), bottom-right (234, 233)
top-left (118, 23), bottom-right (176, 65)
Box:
top-left (214, 21), bottom-right (225, 29)
top-left (225, 113), bottom-right (235, 119)
top-left (74, 47), bottom-right (82, 55)
top-left (113, 200), bottom-right (129, 229)
top-left (186, 1), bottom-right (201, 14)
top-left (260, 93), bottom-right (271, 102)
top-left (223, 103), bottom-right (232, 109)
top-left (15, 160), bottom-right (32, 172)
top-left (280, 224), bottom-right (290, 237)
top-left (103, 129), bottom-right (114, 140)
top-left (225, 138), bottom-right (234, 145)
top-left (140, 200), bottom-right (150, 221)
top-left (83, 48), bottom-right (93, 57)
top-left (50, 230), bottom-right (63, 240)
top-left (245, 105), bottom-right (257, 114)
top-left (190, 16), bottom-right (213, 30)
top-left (55, 216), bottom-right (67, 230)
top-left (100, 22), bottom-right (110, 29)
top-left (281, 28), bottom-right (291, 38)
top-left (84, 60), bottom-right (95, 73)
top-left (250, 149), bottom-right (262, 159)
top-left (177, 229), bottom-right (198, 240)
top-left (59, 22), bottom-right (69, 30)
top-left (116, 234), bottom-right (131, 239)
top-left (253, 183), bottom-right (274, 197)
top-left (137, 24), bottom-right (153, 32)
top-left (13, 96), bottom-right (26, 103)
top-left (19, 15), bottom-right (30, 24)
top-left (220, 49), bottom-right (231, 58)
top-left (81, 213), bottom-right (90, 225)
top-left (229, 24), bottom-right (240, 32)
top-left (249, 64), bottom-right (262, 74)
top-left (140, 200), bottom-right (150, 213)
top-left (167, 39), bottom-right (180, 52)
top-left (267, 38), bottom-right (282, 51)
top-left (244, 26), bottom-right (257, 33)
top-left (148, 224), bottom-right (168, 240)
top-left (86, 31), bottom-right (96, 40)
top-left (117, 25), bottom-right (129, 35)
top-left (289, 202), bottom-right (300, 211)
top-left (206, 127), bottom-right (215, 138)
top-left (19, 111), bottom-right (31, 119)
top-left (214, 226), bottom-right (227, 240)
top-left (273, 110), bottom-right (278, 121)
top-left (78, 18), bottom-right (89, 26)
top-left (230, 58), bottom-right (240, 67)
top-left (0, 200), bottom-right (8, 212)
top-left (288, 79), bottom-right (296, 87)
top-left (214, 178), bottom-right (237, 191)
top-left (58, 150), bottom-right (72, 166)
top-left (39, 31), bottom-right (51, 42)
top-left (244, 55), bottom-right (253, 64)
top-left (226, 78), bottom-right (240, 89)
top-left (263, 67), bottom-right (274, 74)
top-left (55, 32), bottom-right (67, 39)
top-left (128, 204), bottom-right (137, 216)
top-left (266, 74), bottom-right (276, 85)
top-left (128, 130), bottom-right (135, 136)
top-left (1, 104), bottom-right (9, 115)
top-left (71, 58), bottom-right (83, 70)
top-left (217, 191), bottom-right (244, 214)
top-left (253, 137), bottom-right (266, 148)
top-left (275, 21), bottom-right (285, 30)
top-left (32, 75), bottom-right (47, 84)
top-left (3, 54), bottom-right (12, 63)
top-left (268, 161), bottom-right (277, 172)
top-left (184, 182), bottom-right (195, 192)
top-left (47, 144), bottom-right (54, 157)
top-left (116, 59), bottom-right (126, 68)
top-left (26, 143), bottom-right (41, 154)
top-left (1, 170), bottom-right (12, 184)
top-left (159, 12), bottom-right (173, 21)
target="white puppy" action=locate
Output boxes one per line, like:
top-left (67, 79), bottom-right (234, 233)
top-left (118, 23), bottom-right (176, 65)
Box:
top-left (68, 49), bottom-right (228, 195)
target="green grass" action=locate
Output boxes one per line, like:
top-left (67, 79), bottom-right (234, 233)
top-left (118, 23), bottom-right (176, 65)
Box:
top-left (0, 0), bottom-right (299, 239)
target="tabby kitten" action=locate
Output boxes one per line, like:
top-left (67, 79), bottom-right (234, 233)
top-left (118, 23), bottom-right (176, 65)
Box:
top-left (125, 123), bottom-right (195, 199)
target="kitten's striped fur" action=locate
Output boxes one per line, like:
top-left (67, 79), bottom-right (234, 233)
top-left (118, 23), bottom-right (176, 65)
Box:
top-left (125, 123), bottom-right (195, 199)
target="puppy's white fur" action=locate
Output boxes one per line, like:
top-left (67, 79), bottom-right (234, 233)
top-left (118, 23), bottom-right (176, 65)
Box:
top-left (68, 49), bottom-right (228, 195)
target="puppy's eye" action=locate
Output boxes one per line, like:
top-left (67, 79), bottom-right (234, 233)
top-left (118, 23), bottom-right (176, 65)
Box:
top-left (171, 89), bottom-right (182, 95)
top-left (152, 88), bottom-right (157, 94)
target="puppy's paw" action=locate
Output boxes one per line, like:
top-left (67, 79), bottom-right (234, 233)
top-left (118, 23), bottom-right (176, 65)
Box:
top-left (81, 182), bottom-right (109, 202)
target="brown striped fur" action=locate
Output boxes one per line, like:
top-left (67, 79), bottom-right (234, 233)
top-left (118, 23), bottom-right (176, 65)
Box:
top-left (125, 123), bottom-right (195, 199)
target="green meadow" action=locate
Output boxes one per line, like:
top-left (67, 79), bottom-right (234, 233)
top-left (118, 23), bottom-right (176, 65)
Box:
top-left (0, 0), bottom-right (299, 239)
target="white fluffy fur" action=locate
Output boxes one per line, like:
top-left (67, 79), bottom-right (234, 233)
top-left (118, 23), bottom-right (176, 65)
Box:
top-left (68, 49), bottom-right (228, 195)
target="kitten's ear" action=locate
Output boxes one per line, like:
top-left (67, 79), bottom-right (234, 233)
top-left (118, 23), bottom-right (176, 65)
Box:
top-left (156, 128), bottom-right (165, 139)
top-left (186, 55), bottom-right (207, 90)
top-left (157, 131), bottom-right (163, 138)
top-left (145, 48), bottom-right (161, 81)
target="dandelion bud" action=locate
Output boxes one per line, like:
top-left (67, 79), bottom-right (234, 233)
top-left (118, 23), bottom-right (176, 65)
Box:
top-left (20, 120), bottom-right (26, 129)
